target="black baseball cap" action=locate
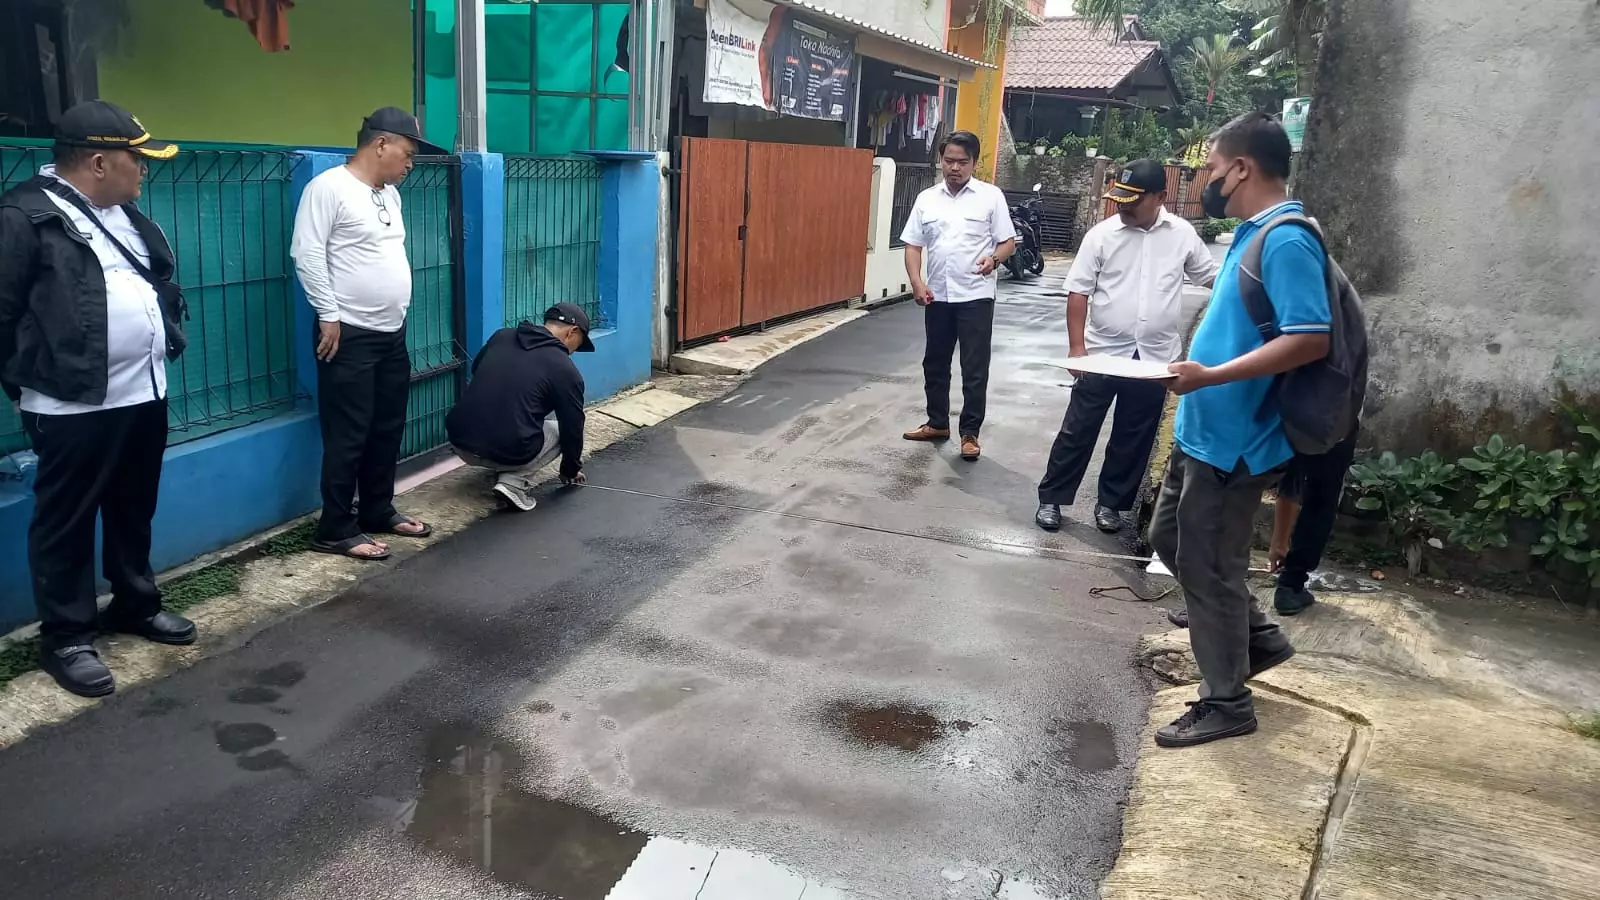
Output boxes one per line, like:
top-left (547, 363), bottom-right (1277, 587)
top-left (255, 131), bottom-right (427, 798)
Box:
top-left (363, 107), bottom-right (448, 154)
top-left (545, 302), bottom-right (596, 352)
top-left (1104, 159), bottom-right (1167, 204)
top-left (55, 100), bottom-right (178, 160)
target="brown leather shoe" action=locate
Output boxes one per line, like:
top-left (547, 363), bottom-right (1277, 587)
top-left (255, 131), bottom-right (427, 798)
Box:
top-left (960, 435), bottom-right (981, 460)
top-left (903, 425), bottom-right (951, 442)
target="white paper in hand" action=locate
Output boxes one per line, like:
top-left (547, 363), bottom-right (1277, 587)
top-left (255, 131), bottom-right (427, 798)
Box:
top-left (1046, 354), bottom-right (1176, 380)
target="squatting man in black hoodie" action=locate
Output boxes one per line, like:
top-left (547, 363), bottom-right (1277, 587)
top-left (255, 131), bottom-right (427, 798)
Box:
top-left (445, 303), bottom-right (593, 511)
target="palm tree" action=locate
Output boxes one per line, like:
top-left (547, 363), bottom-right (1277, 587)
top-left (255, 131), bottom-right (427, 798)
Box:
top-left (1224, 0), bottom-right (1327, 92)
top-left (1070, 0), bottom-right (1133, 39)
top-left (1191, 33), bottom-right (1246, 111)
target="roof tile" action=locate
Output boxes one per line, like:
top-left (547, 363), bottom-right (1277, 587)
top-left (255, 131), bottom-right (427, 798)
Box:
top-left (1005, 16), bottom-right (1162, 90)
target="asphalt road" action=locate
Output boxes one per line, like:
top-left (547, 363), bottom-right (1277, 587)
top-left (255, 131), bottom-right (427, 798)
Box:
top-left (0, 271), bottom-right (1176, 900)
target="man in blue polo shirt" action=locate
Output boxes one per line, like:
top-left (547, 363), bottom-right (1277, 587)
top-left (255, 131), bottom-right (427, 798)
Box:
top-left (1150, 112), bottom-right (1332, 748)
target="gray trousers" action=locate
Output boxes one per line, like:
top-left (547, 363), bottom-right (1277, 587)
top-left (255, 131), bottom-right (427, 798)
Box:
top-left (1149, 447), bottom-right (1287, 718)
top-left (452, 420), bottom-right (561, 483)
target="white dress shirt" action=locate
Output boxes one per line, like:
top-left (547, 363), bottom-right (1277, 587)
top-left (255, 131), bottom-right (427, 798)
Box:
top-left (1064, 209), bottom-right (1218, 364)
top-left (900, 177), bottom-right (1018, 303)
top-left (290, 166), bottom-right (412, 333)
top-left (21, 166), bottom-right (167, 416)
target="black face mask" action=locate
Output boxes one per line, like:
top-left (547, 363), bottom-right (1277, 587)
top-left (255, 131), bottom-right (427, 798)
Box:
top-left (1201, 165), bottom-right (1238, 219)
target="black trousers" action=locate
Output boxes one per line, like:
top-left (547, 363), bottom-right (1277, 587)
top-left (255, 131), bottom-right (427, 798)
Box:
top-left (1036, 369), bottom-right (1168, 510)
top-left (1278, 430), bottom-right (1359, 591)
top-left (316, 322), bottom-right (411, 542)
top-left (923, 299), bottom-right (994, 438)
top-left (23, 400), bottom-right (168, 650)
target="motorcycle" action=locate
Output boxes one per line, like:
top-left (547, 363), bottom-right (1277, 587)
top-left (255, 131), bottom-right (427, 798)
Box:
top-left (1004, 183), bottom-right (1048, 280)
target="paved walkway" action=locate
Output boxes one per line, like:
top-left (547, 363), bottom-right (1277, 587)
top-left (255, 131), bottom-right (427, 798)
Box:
top-left (0, 278), bottom-right (1174, 899)
top-left (1109, 579), bottom-right (1600, 900)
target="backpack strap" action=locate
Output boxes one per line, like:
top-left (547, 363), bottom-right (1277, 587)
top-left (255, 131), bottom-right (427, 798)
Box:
top-left (1236, 212), bottom-right (1327, 342)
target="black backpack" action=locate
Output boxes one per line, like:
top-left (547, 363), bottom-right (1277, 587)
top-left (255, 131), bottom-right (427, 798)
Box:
top-left (1237, 213), bottom-right (1369, 456)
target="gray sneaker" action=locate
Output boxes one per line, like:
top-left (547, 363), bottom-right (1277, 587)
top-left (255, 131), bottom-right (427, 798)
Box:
top-left (493, 476), bottom-right (537, 512)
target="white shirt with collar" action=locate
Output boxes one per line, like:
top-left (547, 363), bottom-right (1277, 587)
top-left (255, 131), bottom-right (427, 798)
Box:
top-left (21, 165), bottom-right (167, 416)
top-left (1064, 208), bottom-right (1219, 364)
top-left (900, 177), bottom-right (1018, 303)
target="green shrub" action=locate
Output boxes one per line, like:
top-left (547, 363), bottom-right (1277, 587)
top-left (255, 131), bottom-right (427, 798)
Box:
top-left (1200, 218), bottom-right (1240, 243)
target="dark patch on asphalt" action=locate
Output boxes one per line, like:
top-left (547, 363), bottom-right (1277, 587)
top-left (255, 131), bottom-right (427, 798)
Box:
top-left (780, 414), bottom-right (822, 443)
top-left (236, 749), bottom-right (300, 774)
top-left (134, 696), bottom-right (183, 718)
top-left (827, 701), bottom-right (955, 752)
top-left (229, 685), bottom-right (283, 705)
top-left (527, 700), bottom-right (556, 715)
top-left (215, 722), bottom-right (278, 754)
top-left (1053, 720), bottom-right (1120, 772)
top-left (406, 725), bottom-right (650, 896)
top-left (253, 662), bottom-right (308, 688)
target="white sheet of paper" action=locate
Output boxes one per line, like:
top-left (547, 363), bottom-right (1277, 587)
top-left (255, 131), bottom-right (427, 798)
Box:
top-left (1046, 354), bottom-right (1176, 380)
top-left (1146, 554), bottom-right (1174, 577)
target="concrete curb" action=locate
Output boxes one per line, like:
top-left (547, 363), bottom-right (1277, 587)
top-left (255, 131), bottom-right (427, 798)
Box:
top-left (0, 374), bottom-right (749, 749)
top-left (669, 308), bottom-right (867, 375)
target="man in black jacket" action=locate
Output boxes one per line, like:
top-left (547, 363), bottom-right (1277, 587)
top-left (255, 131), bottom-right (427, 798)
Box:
top-left (446, 303), bottom-right (592, 511)
top-left (0, 101), bottom-right (195, 698)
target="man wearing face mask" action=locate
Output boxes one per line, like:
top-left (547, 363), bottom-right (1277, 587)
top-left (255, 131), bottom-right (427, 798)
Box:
top-left (1034, 159), bottom-right (1216, 534)
top-left (292, 108), bottom-right (446, 561)
top-left (0, 101), bottom-right (194, 697)
top-left (1149, 112), bottom-right (1332, 748)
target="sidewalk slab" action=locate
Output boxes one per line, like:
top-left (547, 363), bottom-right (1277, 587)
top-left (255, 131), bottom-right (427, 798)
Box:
top-left (597, 388), bottom-right (702, 428)
top-left (1102, 686), bottom-right (1352, 900)
top-left (669, 309), bottom-right (867, 375)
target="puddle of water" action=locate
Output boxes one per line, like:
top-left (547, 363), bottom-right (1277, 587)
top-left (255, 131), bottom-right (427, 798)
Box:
top-left (825, 701), bottom-right (967, 752)
top-left (399, 725), bottom-right (850, 899)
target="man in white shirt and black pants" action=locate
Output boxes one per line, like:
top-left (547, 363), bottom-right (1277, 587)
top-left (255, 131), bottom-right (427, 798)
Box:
top-left (0, 101), bottom-right (194, 697)
top-left (292, 108), bottom-right (443, 561)
top-left (1035, 160), bottom-right (1217, 533)
top-left (900, 131), bottom-right (1018, 462)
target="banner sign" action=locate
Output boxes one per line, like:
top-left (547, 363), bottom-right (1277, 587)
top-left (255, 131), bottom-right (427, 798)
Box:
top-left (704, 0), bottom-right (773, 109)
top-left (771, 13), bottom-right (854, 122)
top-left (1282, 97), bottom-right (1310, 152)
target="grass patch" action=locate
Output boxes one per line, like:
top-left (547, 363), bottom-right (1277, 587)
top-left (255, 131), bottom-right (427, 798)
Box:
top-left (263, 519), bottom-right (317, 558)
top-left (1569, 712), bottom-right (1600, 741)
top-left (0, 562), bottom-right (241, 690)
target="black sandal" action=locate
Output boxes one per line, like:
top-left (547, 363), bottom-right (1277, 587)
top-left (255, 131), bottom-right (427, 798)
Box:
top-left (310, 533), bottom-right (392, 560)
top-left (368, 513), bottom-right (433, 538)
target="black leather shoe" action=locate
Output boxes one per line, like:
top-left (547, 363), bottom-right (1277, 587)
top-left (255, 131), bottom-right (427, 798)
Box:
top-left (40, 645), bottom-right (115, 698)
top-left (1093, 504), bottom-right (1124, 533)
top-left (1167, 608), bottom-right (1189, 628)
top-left (102, 610), bottom-right (197, 646)
top-left (1035, 503), bottom-right (1062, 531)
top-left (1154, 701), bottom-right (1257, 748)
top-left (1275, 584), bottom-right (1317, 616)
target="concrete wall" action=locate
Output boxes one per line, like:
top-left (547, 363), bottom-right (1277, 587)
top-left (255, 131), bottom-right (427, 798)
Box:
top-left (0, 150), bottom-right (661, 632)
top-left (1297, 0), bottom-right (1600, 455)
top-left (864, 158), bottom-right (925, 301)
top-left (98, 0), bottom-right (413, 147)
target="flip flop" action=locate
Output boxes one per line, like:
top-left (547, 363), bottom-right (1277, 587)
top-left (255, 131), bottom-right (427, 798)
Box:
top-left (368, 513), bottom-right (433, 539)
top-left (310, 533), bottom-right (392, 560)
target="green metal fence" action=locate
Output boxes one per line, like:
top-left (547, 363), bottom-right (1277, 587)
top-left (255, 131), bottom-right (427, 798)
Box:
top-left (398, 157), bottom-right (466, 460)
top-left (0, 143), bottom-right (297, 455)
top-left (503, 155), bottom-right (604, 330)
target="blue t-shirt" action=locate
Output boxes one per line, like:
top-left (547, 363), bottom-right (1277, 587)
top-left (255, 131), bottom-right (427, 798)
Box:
top-left (1175, 201), bottom-right (1331, 475)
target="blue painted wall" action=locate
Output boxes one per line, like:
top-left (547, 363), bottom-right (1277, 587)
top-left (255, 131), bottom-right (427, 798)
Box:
top-left (0, 149), bottom-right (660, 632)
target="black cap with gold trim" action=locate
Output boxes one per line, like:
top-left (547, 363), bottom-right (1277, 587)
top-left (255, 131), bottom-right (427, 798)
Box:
top-left (1103, 158), bottom-right (1167, 205)
top-left (54, 100), bottom-right (178, 160)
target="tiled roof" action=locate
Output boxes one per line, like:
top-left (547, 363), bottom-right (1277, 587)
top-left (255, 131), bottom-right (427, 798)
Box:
top-left (1005, 16), bottom-right (1163, 90)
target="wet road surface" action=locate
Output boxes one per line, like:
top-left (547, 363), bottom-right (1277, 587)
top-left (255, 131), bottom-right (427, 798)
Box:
top-left (0, 273), bottom-right (1176, 899)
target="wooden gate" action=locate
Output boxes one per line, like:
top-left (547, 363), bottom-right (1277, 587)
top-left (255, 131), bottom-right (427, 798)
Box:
top-left (676, 137), bottom-right (872, 345)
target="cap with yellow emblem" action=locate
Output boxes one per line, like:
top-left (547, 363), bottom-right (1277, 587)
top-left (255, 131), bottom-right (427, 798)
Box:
top-left (1103, 158), bottom-right (1167, 204)
top-left (54, 100), bottom-right (178, 160)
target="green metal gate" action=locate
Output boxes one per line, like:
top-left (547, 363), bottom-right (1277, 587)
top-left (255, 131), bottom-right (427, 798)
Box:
top-left (398, 157), bottom-right (467, 460)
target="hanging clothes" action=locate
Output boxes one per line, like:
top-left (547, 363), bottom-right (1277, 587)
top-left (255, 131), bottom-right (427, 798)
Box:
top-left (205, 0), bottom-right (295, 53)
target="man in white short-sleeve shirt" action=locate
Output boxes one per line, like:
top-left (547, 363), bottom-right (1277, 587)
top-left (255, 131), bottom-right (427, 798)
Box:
top-left (292, 107), bottom-right (443, 561)
top-left (1034, 159), bottom-right (1217, 534)
top-left (899, 131), bottom-right (1017, 462)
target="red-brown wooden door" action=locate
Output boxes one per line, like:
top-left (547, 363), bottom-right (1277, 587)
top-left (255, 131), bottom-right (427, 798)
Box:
top-left (677, 137), bottom-right (748, 343)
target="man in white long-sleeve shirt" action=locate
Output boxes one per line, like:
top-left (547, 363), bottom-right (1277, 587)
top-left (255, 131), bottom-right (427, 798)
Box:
top-left (291, 108), bottom-right (442, 560)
